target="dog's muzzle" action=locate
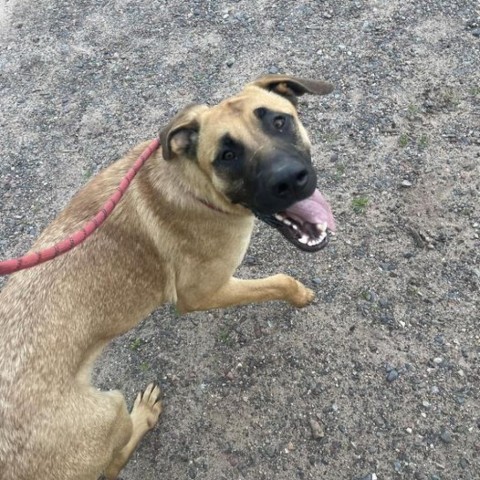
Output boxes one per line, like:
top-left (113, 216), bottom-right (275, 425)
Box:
top-left (250, 152), bottom-right (317, 214)
top-left (247, 152), bottom-right (336, 252)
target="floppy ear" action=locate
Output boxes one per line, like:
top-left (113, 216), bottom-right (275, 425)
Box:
top-left (250, 74), bottom-right (334, 105)
top-left (160, 104), bottom-right (207, 161)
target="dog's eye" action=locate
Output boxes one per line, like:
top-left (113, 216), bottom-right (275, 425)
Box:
top-left (273, 115), bottom-right (286, 130)
top-left (222, 150), bottom-right (237, 161)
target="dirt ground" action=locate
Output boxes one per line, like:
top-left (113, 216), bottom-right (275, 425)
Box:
top-left (1, 1), bottom-right (479, 479)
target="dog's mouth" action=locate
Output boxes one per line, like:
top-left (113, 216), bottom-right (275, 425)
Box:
top-left (256, 189), bottom-right (336, 252)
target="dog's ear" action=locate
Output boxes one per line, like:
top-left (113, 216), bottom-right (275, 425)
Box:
top-left (160, 104), bottom-right (207, 161)
top-left (250, 75), bottom-right (334, 105)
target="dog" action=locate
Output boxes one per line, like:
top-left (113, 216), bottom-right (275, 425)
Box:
top-left (0, 75), bottom-right (335, 480)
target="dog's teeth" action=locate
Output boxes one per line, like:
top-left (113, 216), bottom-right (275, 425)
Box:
top-left (318, 231), bottom-right (327, 242)
top-left (316, 222), bottom-right (328, 233)
top-left (275, 214), bottom-right (284, 221)
top-left (283, 219), bottom-right (292, 226)
top-left (292, 224), bottom-right (299, 230)
top-left (299, 235), bottom-right (309, 244)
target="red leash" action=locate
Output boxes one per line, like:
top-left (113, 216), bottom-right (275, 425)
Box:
top-left (0, 138), bottom-right (160, 276)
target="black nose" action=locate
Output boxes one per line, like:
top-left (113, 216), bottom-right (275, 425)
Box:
top-left (268, 163), bottom-right (310, 200)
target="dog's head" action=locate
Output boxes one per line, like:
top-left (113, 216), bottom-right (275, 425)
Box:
top-left (160, 75), bottom-right (336, 252)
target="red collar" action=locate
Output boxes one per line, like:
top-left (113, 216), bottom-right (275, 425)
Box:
top-left (196, 196), bottom-right (229, 214)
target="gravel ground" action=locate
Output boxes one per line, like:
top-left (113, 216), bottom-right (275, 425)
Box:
top-left (1, 1), bottom-right (479, 479)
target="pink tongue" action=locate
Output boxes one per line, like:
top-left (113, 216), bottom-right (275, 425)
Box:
top-left (285, 189), bottom-right (336, 232)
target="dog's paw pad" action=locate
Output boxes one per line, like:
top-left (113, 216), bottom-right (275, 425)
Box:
top-left (132, 383), bottom-right (163, 430)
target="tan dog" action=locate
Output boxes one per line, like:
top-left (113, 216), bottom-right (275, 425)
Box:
top-left (0, 75), bottom-right (336, 480)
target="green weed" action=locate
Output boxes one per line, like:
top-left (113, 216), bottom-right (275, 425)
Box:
top-left (129, 338), bottom-right (143, 351)
top-left (418, 134), bottom-right (429, 149)
top-left (351, 196), bottom-right (369, 214)
top-left (398, 133), bottom-right (410, 148)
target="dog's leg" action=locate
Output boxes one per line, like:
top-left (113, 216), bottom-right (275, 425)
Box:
top-left (103, 384), bottom-right (162, 480)
top-left (178, 274), bottom-right (314, 313)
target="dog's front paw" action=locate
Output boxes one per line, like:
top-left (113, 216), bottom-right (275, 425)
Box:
top-left (290, 280), bottom-right (315, 308)
top-left (132, 383), bottom-right (163, 431)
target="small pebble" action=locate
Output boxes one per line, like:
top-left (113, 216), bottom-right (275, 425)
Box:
top-left (401, 179), bottom-right (412, 187)
top-left (356, 474), bottom-right (377, 480)
top-left (414, 472), bottom-right (427, 480)
top-left (309, 418), bottom-right (325, 439)
top-left (385, 363), bottom-right (395, 373)
top-left (433, 357), bottom-right (443, 364)
top-left (387, 369), bottom-right (399, 382)
top-left (264, 445), bottom-right (276, 458)
top-left (243, 255), bottom-right (257, 265)
top-left (440, 429), bottom-right (452, 444)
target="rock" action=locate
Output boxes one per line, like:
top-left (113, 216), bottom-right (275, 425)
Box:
top-left (312, 277), bottom-right (322, 285)
top-left (367, 291), bottom-right (379, 302)
top-left (440, 429), bottom-right (452, 444)
top-left (471, 28), bottom-right (480, 37)
top-left (309, 418), bottom-right (325, 439)
top-left (401, 179), bottom-right (413, 187)
top-left (361, 21), bottom-right (373, 32)
top-left (379, 298), bottom-right (389, 308)
top-left (387, 369), bottom-right (399, 382)
top-left (226, 58), bottom-right (235, 67)
top-left (414, 472), bottom-right (427, 480)
top-left (264, 445), bottom-right (277, 458)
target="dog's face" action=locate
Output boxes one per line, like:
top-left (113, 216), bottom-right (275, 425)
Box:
top-left (160, 75), bottom-right (336, 252)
